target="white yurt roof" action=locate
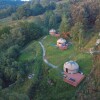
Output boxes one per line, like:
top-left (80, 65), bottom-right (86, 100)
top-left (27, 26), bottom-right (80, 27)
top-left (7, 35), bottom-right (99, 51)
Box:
top-left (64, 61), bottom-right (79, 70)
top-left (49, 29), bottom-right (56, 33)
top-left (57, 38), bottom-right (66, 43)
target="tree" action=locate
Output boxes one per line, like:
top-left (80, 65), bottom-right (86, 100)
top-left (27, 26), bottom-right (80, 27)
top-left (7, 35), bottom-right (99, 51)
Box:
top-left (16, 4), bottom-right (31, 19)
top-left (7, 93), bottom-right (30, 100)
top-left (34, 17), bottom-right (43, 26)
top-left (43, 11), bottom-right (54, 30)
top-left (59, 14), bottom-right (70, 39)
top-left (45, 2), bottom-right (56, 10)
top-left (78, 29), bottom-right (84, 48)
top-left (31, 3), bottom-right (45, 16)
top-left (49, 14), bottom-right (57, 29)
top-left (41, 0), bottom-right (50, 7)
top-left (19, 22), bottom-right (44, 43)
top-left (71, 22), bottom-right (84, 47)
top-left (0, 26), bottom-right (11, 37)
top-left (94, 14), bottom-right (100, 32)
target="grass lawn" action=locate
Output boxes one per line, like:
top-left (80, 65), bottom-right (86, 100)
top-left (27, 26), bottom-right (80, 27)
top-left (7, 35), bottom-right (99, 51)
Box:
top-left (32, 35), bottom-right (93, 100)
top-left (42, 35), bottom-right (93, 75)
top-left (18, 41), bottom-right (39, 62)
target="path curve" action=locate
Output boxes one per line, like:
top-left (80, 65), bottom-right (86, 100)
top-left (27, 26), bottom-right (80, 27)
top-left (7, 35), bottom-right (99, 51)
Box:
top-left (39, 41), bottom-right (58, 68)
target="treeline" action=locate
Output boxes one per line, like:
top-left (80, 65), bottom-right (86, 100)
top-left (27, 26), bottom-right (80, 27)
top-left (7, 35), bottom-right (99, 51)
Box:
top-left (0, 0), bottom-right (24, 9)
top-left (0, 0), bottom-right (24, 19)
top-left (12, 1), bottom-right (56, 20)
top-left (0, 6), bottom-right (16, 19)
top-left (55, 0), bottom-right (100, 49)
top-left (0, 21), bottom-right (44, 89)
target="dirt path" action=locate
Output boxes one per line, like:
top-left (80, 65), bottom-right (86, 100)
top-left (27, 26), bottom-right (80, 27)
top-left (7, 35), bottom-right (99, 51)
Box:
top-left (39, 41), bottom-right (58, 68)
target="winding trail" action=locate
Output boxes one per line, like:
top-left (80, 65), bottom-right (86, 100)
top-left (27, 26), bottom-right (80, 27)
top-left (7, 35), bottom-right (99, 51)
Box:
top-left (39, 41), bottom-right (58, 68)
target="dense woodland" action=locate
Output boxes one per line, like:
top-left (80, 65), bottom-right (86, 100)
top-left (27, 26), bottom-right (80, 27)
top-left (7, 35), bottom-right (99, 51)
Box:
top-left (0, 0), bottom-right (100, 99)
top-left (0, 0), bottom-right (25, 19)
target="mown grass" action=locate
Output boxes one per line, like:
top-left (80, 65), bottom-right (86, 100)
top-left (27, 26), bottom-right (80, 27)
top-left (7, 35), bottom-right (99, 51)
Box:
top-left (33, 35), bottom-right (93, 100)
top-left (18, 41), bottom-right (38, 62)
top-left (43, 35), bottom-right (93, 75)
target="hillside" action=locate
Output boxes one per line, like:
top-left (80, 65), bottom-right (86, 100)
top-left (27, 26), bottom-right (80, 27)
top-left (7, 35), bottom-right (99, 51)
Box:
top-left (0, 0), bottom-right (100, 99)
top-left (0, 0), bottom-right (24, 9)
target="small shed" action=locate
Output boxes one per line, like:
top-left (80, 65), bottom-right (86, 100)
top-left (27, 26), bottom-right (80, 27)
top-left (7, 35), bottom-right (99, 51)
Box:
top-left (64, 61), bottom-right (79, 74)
top-left (57, 38), bottom-right (66, 47)
top-left (49, 29), bottom-right (56, 36)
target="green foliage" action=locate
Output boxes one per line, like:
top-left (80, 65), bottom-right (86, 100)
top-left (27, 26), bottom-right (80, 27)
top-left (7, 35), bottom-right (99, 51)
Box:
top-left (0, 0), bottom-right (100, 100)
top-left (49, 14), bottom-right (58, 29)
top-left (0, 6), bottom-right (16, 19)
top-left (71, 22), bottom-right (84, 43)
top-left (6, 45), bottom-right (20, 59)
top-left (42, 11), bottom-right (54, 29)
top-left (0, 20), bottom-right (44, 96)
top-left (31, 3), bottom-right (45, 16)
top-left (2, 92), bottom-right (30, 100)
top-left (59, 14), bottom-right (70, 33)
top-left (0, 26), bottom-right (11, 37)
top-left (42, 10), bottom-right (60, 30)
top-left (16, 4), bottom-right (31, 19)
top-left (45, 2), bottom-right (56, 10)
top-left (40, 0), bottom-right (51, 7)
top-left (94, 14), bottom-right (100, 32)
top-left (19, 21), bottom-right (43, 43)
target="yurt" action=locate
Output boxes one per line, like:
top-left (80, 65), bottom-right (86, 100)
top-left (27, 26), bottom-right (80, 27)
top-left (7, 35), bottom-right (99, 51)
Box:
top-left (49, 29), bottom-right (56, 36)
top-left (57, 38), bottom-right (66, 47)
top-left (64, 61), bottom-right (79, 74)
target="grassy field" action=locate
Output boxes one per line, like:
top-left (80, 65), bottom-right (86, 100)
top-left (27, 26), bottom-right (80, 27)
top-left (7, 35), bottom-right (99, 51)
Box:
top-left (0, 35), bottom-right (94, 100)
top-left (18, 41), bottom-right (38, 62)
top-left (42, 35), bottom-right (93, 75)
top-left (29, 35), bottom-right (93, 100)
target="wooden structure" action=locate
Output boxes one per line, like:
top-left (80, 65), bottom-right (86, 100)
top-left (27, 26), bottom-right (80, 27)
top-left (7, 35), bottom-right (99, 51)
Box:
top-left (63, 72), bottom-right (85, 87)
top-left (63, 61), bottom-right (85, 87)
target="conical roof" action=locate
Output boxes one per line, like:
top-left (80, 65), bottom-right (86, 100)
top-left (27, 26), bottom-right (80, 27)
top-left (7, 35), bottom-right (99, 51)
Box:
top-left (57, 38), bottom-right (66, 44)
top-left (64, 60), bottom-right (79, 70)
top-left (49, 29), bottom-right (56, 33)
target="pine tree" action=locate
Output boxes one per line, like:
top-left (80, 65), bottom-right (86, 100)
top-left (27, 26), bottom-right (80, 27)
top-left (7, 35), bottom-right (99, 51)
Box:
top-left (49, 14), bottom-right (57, 29)
top-left (59, 14), bottom-right (70, 39)
top-left (59, 14), bottom-right (70, 33)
